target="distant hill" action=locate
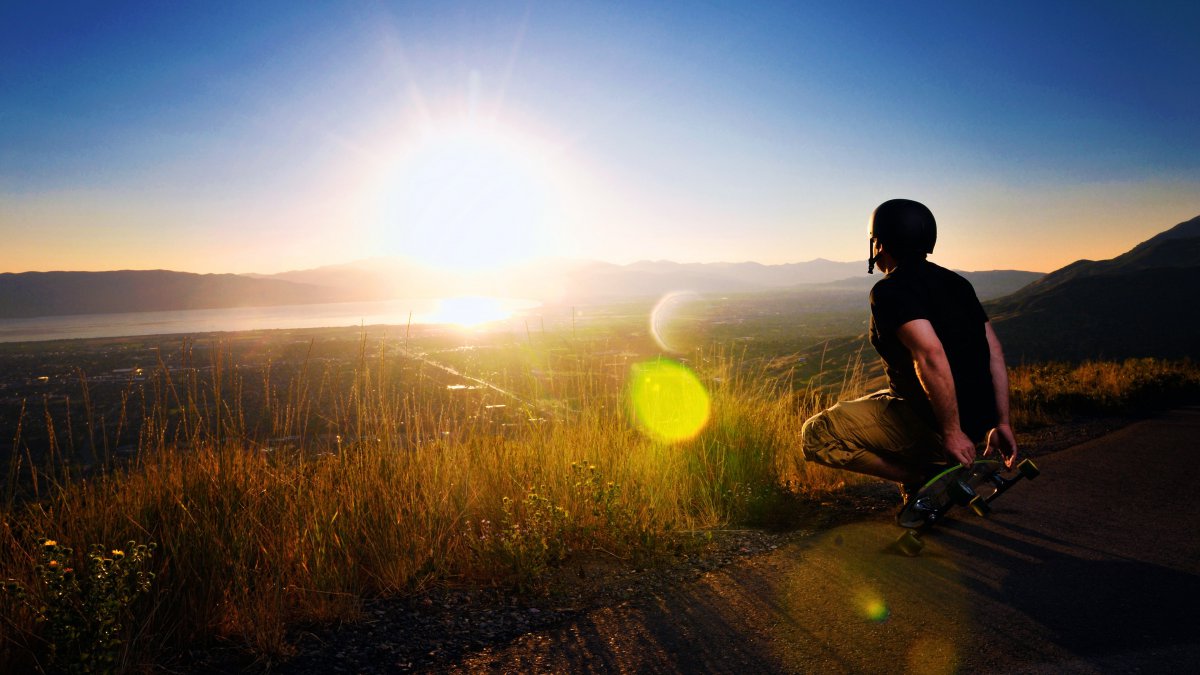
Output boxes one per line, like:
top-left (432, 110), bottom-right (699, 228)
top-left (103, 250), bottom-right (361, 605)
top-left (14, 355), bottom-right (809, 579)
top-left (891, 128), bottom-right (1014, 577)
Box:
top-left (988, 215), bottom-right (1200, 362)
top-left (0, 270), bottom-right (348, 319)
top-left (253, 257), bottom-right (873, 301)
top-left (816, 269), bottom-right (1044, 301)
top-left (622, 258), bottom-right (866, 288)
top-left (254, 257), bottom-right (1040, 302)
top-left (245, 257), bottom-right (455, 299)
top-left (0, 257), bottom-right (1044, 320)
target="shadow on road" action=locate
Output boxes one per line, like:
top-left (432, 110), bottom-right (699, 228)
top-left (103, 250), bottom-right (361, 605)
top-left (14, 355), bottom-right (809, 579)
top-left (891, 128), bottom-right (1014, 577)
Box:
top-left (938, 518), bottom-right (1200, 656)
top-left (449, 410), bottom-right (1200, 673)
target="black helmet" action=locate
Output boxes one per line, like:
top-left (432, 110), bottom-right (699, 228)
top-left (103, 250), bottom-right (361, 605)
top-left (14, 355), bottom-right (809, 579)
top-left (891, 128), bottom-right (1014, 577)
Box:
top-left (868, 198), bottom-right (936, 273)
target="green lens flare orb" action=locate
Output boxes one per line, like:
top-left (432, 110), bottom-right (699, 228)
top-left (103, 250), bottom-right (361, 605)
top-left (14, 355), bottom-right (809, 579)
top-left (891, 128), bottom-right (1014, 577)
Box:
top-left (865, 598), bottom-right (890, 622)
top-left (627, 360), bottom-right (711, 443)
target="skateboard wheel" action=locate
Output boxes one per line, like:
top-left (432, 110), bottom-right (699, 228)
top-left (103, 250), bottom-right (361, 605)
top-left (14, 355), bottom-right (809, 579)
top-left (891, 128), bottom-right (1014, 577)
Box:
top-left (897, 531), bottom-right (924, 556)
top-left (1017, 459), bottom-right (1040, 479)
top-left (970, 495), bottom-right (991, 517)
top-left (948, 479), bottom-right (976, 506)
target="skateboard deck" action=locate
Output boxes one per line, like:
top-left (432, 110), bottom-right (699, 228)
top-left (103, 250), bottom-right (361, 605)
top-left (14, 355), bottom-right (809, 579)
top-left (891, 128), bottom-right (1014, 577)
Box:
top-left (896, 458), bottom-right (1039, 556)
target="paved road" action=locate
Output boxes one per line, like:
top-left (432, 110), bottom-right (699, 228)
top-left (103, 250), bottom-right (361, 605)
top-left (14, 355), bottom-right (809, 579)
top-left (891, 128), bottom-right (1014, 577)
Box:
top-left (449, 407), bottom-right (1200, 673)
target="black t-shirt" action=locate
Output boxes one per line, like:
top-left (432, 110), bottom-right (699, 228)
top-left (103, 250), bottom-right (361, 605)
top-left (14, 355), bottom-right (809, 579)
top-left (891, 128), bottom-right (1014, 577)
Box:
top-left (869, 259), bottom-right (997, 441)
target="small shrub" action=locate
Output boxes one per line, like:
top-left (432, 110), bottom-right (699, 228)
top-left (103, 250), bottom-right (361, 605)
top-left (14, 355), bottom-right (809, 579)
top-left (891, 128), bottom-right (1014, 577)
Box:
top-left (570, 460), bottom-right (666, 559)
top-left (4, 539), bottom-right (156, 674)
top-left (494, 488), bottom-right (570, 592)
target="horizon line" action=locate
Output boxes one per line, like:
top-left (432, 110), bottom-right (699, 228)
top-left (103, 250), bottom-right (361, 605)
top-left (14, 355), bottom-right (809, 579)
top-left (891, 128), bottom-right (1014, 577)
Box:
top-left (0, 255), bottom-right (1052, 277)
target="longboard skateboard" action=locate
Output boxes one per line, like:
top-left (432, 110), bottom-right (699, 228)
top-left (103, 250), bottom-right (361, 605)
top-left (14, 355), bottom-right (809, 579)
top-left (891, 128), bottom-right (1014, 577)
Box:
top-left (896, 458), bottom-right (1040, 556)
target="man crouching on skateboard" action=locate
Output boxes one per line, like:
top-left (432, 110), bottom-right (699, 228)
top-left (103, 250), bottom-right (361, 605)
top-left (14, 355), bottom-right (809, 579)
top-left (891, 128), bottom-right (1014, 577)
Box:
top-left (800, 199), bottom-right (1019, 523)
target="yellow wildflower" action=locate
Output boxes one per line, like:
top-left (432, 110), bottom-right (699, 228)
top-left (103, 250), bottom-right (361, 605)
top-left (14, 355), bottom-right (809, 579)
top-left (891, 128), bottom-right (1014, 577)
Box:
top-left (43, 540), bottom-right (57, 547)
top-left (48, 560), bottom-right (58, 568)
top-left (112, 549), bottom-right (125, 557)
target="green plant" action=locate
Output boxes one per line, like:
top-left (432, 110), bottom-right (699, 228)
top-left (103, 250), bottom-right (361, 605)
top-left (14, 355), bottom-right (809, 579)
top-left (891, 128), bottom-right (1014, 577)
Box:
top-left (496, 488), bottom-right (570, 592)
top-left (4, 539), bottom-right (156, 674)
top-left (570, 460), bottom-right (666, 557)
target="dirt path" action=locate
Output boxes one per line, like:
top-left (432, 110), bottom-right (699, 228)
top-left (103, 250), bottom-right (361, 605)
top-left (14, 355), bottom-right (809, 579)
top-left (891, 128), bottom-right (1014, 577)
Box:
top-left (444, 407), bottom-right (1200, 673)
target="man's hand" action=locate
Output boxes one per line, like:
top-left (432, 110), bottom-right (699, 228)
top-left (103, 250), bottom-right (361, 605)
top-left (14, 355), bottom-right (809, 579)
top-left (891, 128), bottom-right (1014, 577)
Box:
top-left (942, 428), bottom-right (977, 467)
top-left (983, 423), bottom-right (1019, 468)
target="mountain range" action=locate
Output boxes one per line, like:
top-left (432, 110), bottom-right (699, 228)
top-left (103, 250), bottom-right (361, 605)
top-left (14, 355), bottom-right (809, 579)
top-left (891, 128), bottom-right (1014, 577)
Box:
top-left (0, 257), bottom-right (1039, 319)
top-left (2, 213), bottom-right (1198, 364)
top-left (0, 270), bottom-right (351, 319)
top-left (987, 214), bottom-right (1200, 362)
top-left (247, 257), bottom-right (876, 300)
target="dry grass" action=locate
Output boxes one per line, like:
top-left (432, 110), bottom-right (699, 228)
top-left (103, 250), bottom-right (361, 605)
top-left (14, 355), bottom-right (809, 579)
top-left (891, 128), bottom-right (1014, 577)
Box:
top-left (0, 338), bottom-right (853, 671)
top-left (1010, 358), bottom-right (1200, 427)
top-left (4, 336), bottom-right (1195, 672)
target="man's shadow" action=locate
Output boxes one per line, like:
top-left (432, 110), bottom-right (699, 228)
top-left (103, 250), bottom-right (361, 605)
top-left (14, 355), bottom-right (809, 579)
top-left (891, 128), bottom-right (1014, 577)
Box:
top-left (933, 518), bottom-right (1200, 655)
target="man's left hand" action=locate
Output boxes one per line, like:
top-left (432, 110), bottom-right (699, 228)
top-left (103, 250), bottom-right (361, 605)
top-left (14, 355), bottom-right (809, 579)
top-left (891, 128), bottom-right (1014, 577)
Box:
top-left (983, 423), bottom-right (1019, 468)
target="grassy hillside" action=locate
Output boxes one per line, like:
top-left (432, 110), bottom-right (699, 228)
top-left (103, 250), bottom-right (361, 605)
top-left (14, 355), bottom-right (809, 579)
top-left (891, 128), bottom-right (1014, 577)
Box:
top-left (0, 335), bottom-right (855, 670)
top-left (991, 267), bottom-right (1200, 362)
top-left (2, 321), bottom-right (1198, 671)
top-left (988, 214), bottom-right (1200, 363)
top-left (996, 215), bottom-right (1200, 306)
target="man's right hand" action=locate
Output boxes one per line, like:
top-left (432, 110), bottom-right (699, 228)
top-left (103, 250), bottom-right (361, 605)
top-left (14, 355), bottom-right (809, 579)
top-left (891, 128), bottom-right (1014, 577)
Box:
top-left (942, 428), bottom-right (977, 467)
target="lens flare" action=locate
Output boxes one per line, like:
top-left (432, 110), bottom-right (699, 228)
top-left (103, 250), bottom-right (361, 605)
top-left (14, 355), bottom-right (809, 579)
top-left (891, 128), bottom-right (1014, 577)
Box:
top-left (863, 597), bottom-right (890, 622)
top-left (650, 291), bottom-right (703, 353)
top-left (627, 359), bottom-right (711, 443)
top-left (775, 523), bottom-right (965, 672)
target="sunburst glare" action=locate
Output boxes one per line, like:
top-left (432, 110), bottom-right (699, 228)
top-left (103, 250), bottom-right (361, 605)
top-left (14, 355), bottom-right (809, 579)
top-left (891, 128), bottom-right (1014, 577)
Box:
top-left (374, 119), bottom-right (563, 274)
top-left (416, 295), bottom-right (532, 328)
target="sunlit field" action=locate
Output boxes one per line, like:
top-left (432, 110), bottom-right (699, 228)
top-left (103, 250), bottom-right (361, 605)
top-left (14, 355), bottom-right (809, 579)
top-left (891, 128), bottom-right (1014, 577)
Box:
top-left (1, 312), bottom-right (1198, 671)
top-left (0, 316), bottom-right (856, 670)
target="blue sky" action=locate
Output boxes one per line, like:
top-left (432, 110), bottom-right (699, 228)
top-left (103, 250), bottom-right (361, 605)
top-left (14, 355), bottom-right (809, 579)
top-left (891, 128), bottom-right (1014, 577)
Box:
top-left (2, 1), bottom-right (1197, 274)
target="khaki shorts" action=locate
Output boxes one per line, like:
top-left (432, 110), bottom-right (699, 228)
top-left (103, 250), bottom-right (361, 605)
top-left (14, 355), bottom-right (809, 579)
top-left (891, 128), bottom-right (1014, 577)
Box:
top-left (801, 390), bottom-right (946, 472)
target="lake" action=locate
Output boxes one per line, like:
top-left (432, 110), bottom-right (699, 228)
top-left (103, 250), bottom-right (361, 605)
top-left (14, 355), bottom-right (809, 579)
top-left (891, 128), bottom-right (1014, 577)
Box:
top-left (0, 296), bottom-right (539, 343)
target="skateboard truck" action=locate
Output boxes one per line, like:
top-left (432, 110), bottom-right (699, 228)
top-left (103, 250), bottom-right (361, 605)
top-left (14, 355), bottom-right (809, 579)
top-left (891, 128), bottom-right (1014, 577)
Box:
top-left (896, 459), bottom-right (1040, 556)
top-left (968, 459), bottom-right (1041, 516)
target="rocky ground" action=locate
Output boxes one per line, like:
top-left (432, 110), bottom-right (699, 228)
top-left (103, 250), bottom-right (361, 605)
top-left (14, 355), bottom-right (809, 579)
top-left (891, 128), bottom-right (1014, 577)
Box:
top-left (182, 415), bottom-right (1131, 674)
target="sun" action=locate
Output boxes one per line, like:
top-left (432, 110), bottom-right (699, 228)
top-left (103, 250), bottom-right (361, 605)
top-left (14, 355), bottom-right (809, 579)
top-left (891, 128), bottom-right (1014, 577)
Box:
top-left (375, 119), bottom-right (562, 274)
top-left (418, 295), bottom-right (529, 329)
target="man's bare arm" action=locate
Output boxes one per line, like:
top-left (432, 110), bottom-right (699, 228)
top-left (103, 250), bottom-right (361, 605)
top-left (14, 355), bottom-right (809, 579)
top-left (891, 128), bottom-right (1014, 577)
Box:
top-left (983, 322), bottom-right (1019, 466)
top-left (895, 319), bottom-right (976, 467)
